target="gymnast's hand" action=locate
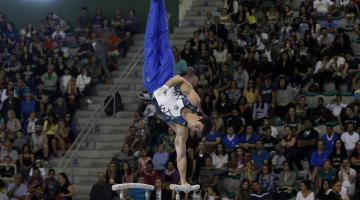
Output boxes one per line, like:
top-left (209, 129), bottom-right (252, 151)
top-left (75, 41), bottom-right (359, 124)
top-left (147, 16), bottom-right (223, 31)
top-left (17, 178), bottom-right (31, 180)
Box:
top-left (159, 85), bottom-right (169, 96)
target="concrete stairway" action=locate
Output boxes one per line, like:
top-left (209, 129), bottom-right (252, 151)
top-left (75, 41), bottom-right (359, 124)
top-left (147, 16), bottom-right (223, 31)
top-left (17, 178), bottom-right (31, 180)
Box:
top-left (50, 0), bottom-right (223, 199)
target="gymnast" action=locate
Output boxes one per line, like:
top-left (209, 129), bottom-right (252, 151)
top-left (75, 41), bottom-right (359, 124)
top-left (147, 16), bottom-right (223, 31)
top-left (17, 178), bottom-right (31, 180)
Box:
top-left (143, 0), bottom-right (211, 189)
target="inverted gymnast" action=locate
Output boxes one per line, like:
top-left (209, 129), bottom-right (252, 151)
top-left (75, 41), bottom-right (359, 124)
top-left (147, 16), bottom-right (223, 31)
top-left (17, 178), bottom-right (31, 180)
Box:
top-left (143, 0), bottom-right (211, 189)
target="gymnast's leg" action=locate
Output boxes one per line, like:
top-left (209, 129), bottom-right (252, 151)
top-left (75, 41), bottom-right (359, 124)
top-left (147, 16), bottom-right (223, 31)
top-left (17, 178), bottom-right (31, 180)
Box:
top-left (143, 0), bottom-right (160, 94)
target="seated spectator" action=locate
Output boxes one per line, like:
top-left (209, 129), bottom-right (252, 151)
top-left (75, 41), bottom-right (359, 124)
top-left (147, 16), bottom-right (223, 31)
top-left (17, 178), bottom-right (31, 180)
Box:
top-left (275, 161), bottom-right (297, 199)
top-left (239, 125), bottom-right (258, 153)
top-left (119, 161), bottom-right (134, 183)
top-left (313, 0), bottom-right (334, 16)
top-left (13, 131), bottom-right (26, 152)
top-left (338, 159), bottom-right (356, 198)
top-left (317, 179), bottom-right (331, 200)
top-left (296, 180), bottom-right (315, 200)
top-left (243, 161), bottom-right (257, 183)
top-left (340, 106), bottom-right (359, 131)
top-left (284, 107), bottom-right (302, 134)
top-left (57, 172), bottom-right (76, 200)
top-left (280, 126), bottom-right (297, 155)
top-left (6, 110), bottom-right (21, 139)
top-left (261, 126), bottom-right (277, 153)
top-left (182, 67), bottom-right (199, 88)
top-left (288, 120), bottom-right (319, 172)
top-left (211, 144), bottom-right (228, 169)
top-left (226, 108), bottom-right (245, 134)
top-left (243, 80), bottom-right (258, 105)
top-left (7, 174), bottom-right (28, 200)
top-left (350, 140), bottom-right (360, 172)
top-left (198, 157), bottom-right (222, 192)
top-left (307, 97), bottom-right (332, 125)
top-left (250, 181), bottom-right (272, 200)
top-left (90, 172), bottom-right (112, 200)
top-left (203, 125), bottom-right (222, 152)
top-left (272, 147), bottom-right (286, 174)
top-left (138, 161), bottom-right (158, 186)
top-left (250, 141), bottom-right (269, 170)
top-left (321, 124), bottom-right (339, 152)
top-left (114, 143), bottom-right (136, 169)
top-left (328, 179), bottom-right (345, 200)
top-left (235, 179), bottom-right (251, 200)
top-left (214, 92), bottom-right (232, 120)
top-left (42, 115), bottom-right (58, 156)
top-left (0, 156), bottom-right (16, 178)
top-left (27, 168), bottom-right (44, 199)
top-left (105, 162), bottom-right (121, 185)
top-left (326, 94), bottom-right (347, 118)
top-left (274, 77), bottom-right (299, 119)
top-left (258, 165), bottom-right (275, 193)
top-left (222, 125), bottom-right (240, 152)
top-left (341, 122), bottom-right (359, 154)
top-left (152, 144), bottom-right (169, 173)
top-left (19, 144), bottom-right (34, 180)
top-left (137, 149), bottom-right (151, 172)
top-left (20, 93), bottom-right (35, 121)
top-left (53, 118), bottom-right (69, 156)
top-left (23, 112), bottom-right (39, 138)
top-left (252, 95), bottom-right (268, 125)
top-left (160, 161), bottom-right (179, 191)
top-left (75, 68), bottom-right (91, 102)
top-left (226, 81), bottom-right (242, 106)
top-left (41, 65), bottom-right (58, 96)
top-left (318, 160), bottom-right (336, 185)
top-left (30, 125), bottom-right (48, 161)
top-left (150, 178), bottom-right (171, 200)
top-left (53, 98), bottom-right (68, 119)
top-left (329, 139), bottom-right (349, 170)
top-left (29, 160), bottom-right (46, 178)
top-left (310, 140), bottom-right (330, 180)
top-left (1, 141), bottom-right (18, 163)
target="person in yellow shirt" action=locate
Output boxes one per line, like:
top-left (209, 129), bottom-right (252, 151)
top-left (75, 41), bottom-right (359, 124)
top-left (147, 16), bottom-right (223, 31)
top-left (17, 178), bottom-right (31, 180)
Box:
top-left (42, 115), bottom-right (59, 156)
top-left (246, 9), bottom-right (257, 30)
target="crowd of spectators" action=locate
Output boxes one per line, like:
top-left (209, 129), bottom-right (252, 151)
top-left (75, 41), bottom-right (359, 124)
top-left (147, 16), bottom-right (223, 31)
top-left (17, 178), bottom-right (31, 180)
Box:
top-left (92, 0), bottom-right (360, 200)
top-left (0, 5), bottom-right (139, 200)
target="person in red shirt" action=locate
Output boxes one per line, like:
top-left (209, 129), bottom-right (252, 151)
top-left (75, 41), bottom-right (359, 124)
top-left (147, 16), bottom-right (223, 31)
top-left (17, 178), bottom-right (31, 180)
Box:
top-left (138, 161), bottom-right (159, 185)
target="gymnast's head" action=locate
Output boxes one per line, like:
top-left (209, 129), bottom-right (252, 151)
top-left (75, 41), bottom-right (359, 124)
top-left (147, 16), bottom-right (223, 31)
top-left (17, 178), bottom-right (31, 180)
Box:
top-left (186, 112), bottom-right (212, 135)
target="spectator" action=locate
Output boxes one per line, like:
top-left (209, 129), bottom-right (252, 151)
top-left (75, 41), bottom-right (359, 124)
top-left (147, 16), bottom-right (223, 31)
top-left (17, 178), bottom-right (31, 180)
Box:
top-left (327, 179), bottom-right (343, 200)
top-left (6, 110), bottom-right (21, 138)
top-left (341, 122), bottom-right (359, 154)
top-left (150, 178), bottom-right (171, 200)
top-left (105, 162), bottom-right (121, 185)
top-left (211, 144), bottom-right (228, 169)
top-left (309, 140), bottom-right (330, 179)
top-left (295, 180), bottom-right (315, 200)
top-left (313, 0), bottom-right (334, 16)
top-left (317, 179), bottom-right (332, 200)
top-left (250, 141), bottom-right (269, 170)
top-left (261, 126), bottom-right (277, 153)
top-left (160, 161), bottom-right (179, 190)
top-left (30, 125), bottom-right (48, 161)
top-left (0, 141), bottom-right (18, 163)
top-left (250, 181), bottom-right (272, 200)
top-left (0, 180), bottom-right (8, 200)
top-left (235, 179), bottom-right (251, 200)
top-left (27, 168), bottom-right (44, 199)
top-left (138, 161), bottom-right (158, 186)
top-left (252, 95), bottom-right (269, 125)
top-left (329, 139), bottom-right (349, 170)
top-left (183, 67), bottom-right (199, 87)
top-left (203, 125), bottom-right (222, 152)
top-left (239, 125), bottom-right (258, 153)
top-left (338, 159), bottom-right (356, 198)
top-left (258, 165), bottom-right (275, 193)
top-left (198, 157), bottom-right (222, 192)
top-left (57, 172), bottom-right (76, 200)
top-left (75, 68), bottom-right (91, 103)
top-left (222, 125), bottom-right (240, 152)
top-left (327, 94), bottom-right (347, 118)
top-left (119, 161), bottom-right (134, 183)
top-left (137, 149), bottom-right (151, 172)
top-left (350, 140), bottom-right (360, 172)
top-left (90, 172), bottom-right (112, 200)
top-left (318, 160), bottom-right (336, 185)
top-left (152, 144), bottom-right (169, 172)
top-left (19, 144), bottom-right (34, 180)
top-left (7, 174), bottom-right (27, 200)
top-left (287, 120), bottom-right (319, 172)
top-left (173, 48), bottom-right (187, 75)
top-left (321, 124), bottom-right (339, 152)
top-left (0, 156), bottom-right (16, 178)
top-left (44, 169), bottom-right (61, 200)
top-left (275, 161), bottom-right (297, 199)
top-left (29, 160), bottom-right (46, 178)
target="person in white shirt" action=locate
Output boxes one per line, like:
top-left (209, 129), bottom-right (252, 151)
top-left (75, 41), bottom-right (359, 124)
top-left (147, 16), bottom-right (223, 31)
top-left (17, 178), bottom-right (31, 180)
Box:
top-left (60, 68), bottom-right (72, 94)
top-left (211, 144), bottom-right (229, 169)
top-left (338, 159), bottom-right (356, 198)
top-left (76, 68), bottom-right (92, 103)
top-left (51, 25), bottom-right (66, 42)
top-left (296, 180), bottom-right (315, 200)
top-left (313, 0), bottom-right (334, 16)
top-left (326, 94), bottom-right (347, 117)
top-left (326, 55), bottom-right (349, 91)
top-left (341, 123), bottom-right (360, 154)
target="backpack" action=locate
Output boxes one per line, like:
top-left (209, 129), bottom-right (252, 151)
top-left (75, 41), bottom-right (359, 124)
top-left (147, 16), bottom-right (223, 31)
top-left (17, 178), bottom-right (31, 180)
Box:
top-left (104, 92), bottom-right (124, 116)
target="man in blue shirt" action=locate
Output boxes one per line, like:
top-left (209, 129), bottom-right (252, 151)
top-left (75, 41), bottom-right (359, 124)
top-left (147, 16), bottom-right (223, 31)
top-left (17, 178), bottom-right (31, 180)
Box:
top-left (222, 125), bottom-right (240, 152)
top-left (321, 123), bottom-right (338, 152)
top-left (251, 141), bottom-right (270, 169)
top-left (322, 14), bottom-right (338, 34)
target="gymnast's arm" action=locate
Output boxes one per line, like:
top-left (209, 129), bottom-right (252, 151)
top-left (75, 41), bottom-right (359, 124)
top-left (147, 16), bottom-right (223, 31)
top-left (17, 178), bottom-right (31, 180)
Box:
top-left (164, 75), bottom-right (200, 106)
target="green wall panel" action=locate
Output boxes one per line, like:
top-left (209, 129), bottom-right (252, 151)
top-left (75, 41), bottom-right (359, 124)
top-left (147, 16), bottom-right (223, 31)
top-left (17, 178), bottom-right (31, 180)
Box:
top-left (0, 0), bottom-right (178, 32)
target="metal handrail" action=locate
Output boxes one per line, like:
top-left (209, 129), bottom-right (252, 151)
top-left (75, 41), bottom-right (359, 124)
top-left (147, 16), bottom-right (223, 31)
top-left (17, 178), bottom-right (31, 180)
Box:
top-left (56, 45), bottom-right (144, 170)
